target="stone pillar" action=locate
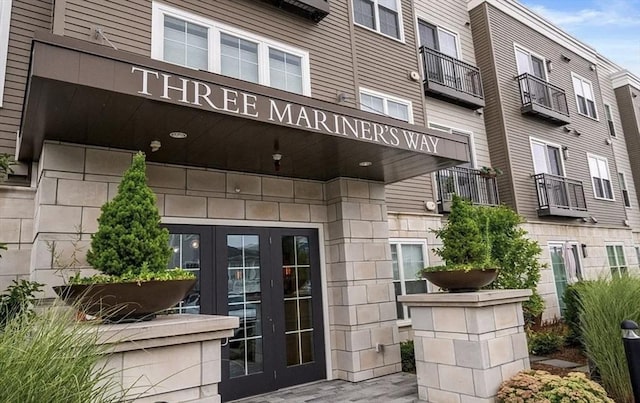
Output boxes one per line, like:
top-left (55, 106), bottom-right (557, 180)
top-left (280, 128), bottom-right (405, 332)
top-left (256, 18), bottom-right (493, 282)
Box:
top-left (400, 290), bottom-right (532, 403)
top-left (324, 178), bottom-right (401, 382)
top-left (98, 314), bottom-right (239, 403)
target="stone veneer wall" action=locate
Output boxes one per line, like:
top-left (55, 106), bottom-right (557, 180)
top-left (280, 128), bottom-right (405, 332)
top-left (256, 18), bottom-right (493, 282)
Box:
top-left (31, 141), bottom-right (400, 382)
top-left (0, 186), bottom-right (35, 291)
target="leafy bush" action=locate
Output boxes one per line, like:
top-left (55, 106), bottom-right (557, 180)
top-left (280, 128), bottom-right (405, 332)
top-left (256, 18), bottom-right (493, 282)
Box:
top-left (0, 280), bottom-right (42, 329)
top-left (527, 328), bottom-right (565, 355)
top-left (498, 370), bottom-right (614, 402)
top-left (85, 152), bottom-right (174, 279)
top-left (563, 281), bottom-right (590, 347)
top-left (579, 276), bottom-right (640, 403)
top-left (400, 340), bottom-right (415, 373)
top-left (0, 304), bottom-right (126, 402)
top-left (522, 291), bottom-right (545, 328)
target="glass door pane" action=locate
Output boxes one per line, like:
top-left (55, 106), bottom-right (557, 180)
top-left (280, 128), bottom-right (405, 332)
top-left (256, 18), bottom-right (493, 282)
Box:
top-left (282, 235), bottom-right (315, 366)
top-left (168, 233), bottom-right (201, 313)
top-left (550, 245), bottom-right (568, 313)
top-left (227, 235), bottom-right (263, 378)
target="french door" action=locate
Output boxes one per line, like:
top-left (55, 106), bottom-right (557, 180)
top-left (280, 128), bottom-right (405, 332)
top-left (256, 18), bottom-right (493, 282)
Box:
top-left (166, 225), bottom-right (325, 402)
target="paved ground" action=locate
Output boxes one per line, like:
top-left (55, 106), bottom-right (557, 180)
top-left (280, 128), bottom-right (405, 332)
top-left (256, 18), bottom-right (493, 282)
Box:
top-left (230, 355), bottom-right (584, 403)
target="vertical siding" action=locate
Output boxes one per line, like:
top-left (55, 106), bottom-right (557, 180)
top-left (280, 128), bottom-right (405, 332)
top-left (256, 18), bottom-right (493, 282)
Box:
top-left (615, 85), bottom-right (640, 211)
top-left (62, 0), bottom-right (356, 105)
top-left (475, 4), bottom-right (626, 227)
top-left (0, 0), bottom-right (52, 154)
top-left (469, 4), bottom-right (516, 209)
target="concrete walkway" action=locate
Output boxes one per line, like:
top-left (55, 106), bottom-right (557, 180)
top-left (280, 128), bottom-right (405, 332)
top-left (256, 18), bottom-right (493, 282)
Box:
top-left (230, 355), bottom-right (585, 403)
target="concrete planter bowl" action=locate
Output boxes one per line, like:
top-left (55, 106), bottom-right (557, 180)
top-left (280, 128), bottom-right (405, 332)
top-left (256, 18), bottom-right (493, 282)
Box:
top-left (422, 269), bottom-right (498, 292)
top-left (53, 279), bottom-right (197, 323)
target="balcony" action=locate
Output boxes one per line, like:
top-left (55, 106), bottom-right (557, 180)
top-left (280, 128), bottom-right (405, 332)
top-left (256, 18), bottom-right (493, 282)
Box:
top-left (517, 73), bottom-right (570, 125)
top-left (436, 167), bottom-right (500, 213)
top-left (532, 173), bottom-right (588, 218)
top-left (260, 0), bottom-right (329, 22)
top-left (420, 47), bottom-right (485, 110)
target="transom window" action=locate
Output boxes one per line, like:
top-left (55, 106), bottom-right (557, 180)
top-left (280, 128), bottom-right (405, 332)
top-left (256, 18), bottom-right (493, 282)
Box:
top-left (391, 240), bottom-right (428, 320)
top-left (359, 88), bottom-right (412, 122)
top-left (353, 0), bottom-right (403, 40)
top-left (606, 244), bottom-right (627, 277)
top-left (587, 154), bottom-right (613, 200)
top-left (572, 73), bottom-right (597, 119)
top-left (530, 138), bottom-right (563, 176)
top-left (152, 2), bottom-right (311, 95)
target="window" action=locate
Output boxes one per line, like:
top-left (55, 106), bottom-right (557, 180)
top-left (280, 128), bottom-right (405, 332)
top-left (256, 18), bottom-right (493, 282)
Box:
top-left (0, 0), bottom-right (11, 107)
top-left (530, 138), bottom-right (563, 176)
top-left (429, 122), bottom-right (475, 168)
top-left (619, 172), bottom-right (631, 207)
top-left (152, 3), bottom-right (311, 95)
top-left (390, 240), bottom-right (428, 320)
top-left (359, 88), bottom-right (412, 122)
top-left (605, 104), bottom-right (616, 137)
top-left (418, 20), bottom-right (459, 58)
top-left (572, 73), bottom-right (597, 119)
top-left (353, 0), bottom-right (403, 40)
top-left (587, 154), bottom-right (613, 200)
top-left (606, 245), bottom-right (627, 277)
top-left (549, 242), bottom-right (582, 313)
top-left (515, 45), bottom-right (546, 80)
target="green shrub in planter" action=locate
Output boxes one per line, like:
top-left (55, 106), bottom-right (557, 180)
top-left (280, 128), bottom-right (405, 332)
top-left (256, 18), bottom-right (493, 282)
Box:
top-left (497, 370), bottom-right (613, 402)
top-left (400, 340), bottom-right (415, 373)
top-left (526, 328), bottom-right (565, 355)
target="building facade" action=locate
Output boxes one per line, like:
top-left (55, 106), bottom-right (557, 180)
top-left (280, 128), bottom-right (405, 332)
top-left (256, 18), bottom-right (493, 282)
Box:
top-left (0, 0), bottom-right (639, 400)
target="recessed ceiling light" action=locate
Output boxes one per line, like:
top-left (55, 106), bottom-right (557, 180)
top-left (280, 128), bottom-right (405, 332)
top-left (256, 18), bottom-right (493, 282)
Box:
top-left (359, 161), bottom-right (372, 167)
top-left (169, 131), bottom-right (188, 139)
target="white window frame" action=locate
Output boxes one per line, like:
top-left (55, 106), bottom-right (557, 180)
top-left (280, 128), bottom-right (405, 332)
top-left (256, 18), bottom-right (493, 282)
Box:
top-left (513, 44), bottom-right (547, 80)
top-left (429, 122), bottom-right (476, 167)
top-left (587, 153), bottom-right (614, 201)
top-left (606, 244), bottom-right (627, 277)
top-left (619, 171), bottom-right (631, 208)
top-left (548, 241), bottom-right (583, 314)
top-left (359, 87), bottom-right (413, 123)
top-left (571, 72), bottom-right (598, 120)
top-left (0, 0), bottom-right (12, 108)
top-left (352, 0), bottom-right (405, 43)
top-left (604, 103), bottom-right (617, 137)
top-left (151, 2), bottom-right (311, 96)
top-left (415, 17), bottom-right (461, 59)
top-left (529, 137), bottom-right (566, 176)
top-left (390, 238), bottom-right (429, 323)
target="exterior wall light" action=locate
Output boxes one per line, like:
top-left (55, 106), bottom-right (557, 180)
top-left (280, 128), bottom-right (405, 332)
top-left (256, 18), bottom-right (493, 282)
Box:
top-left (546, 59), bottom-right (553, 72)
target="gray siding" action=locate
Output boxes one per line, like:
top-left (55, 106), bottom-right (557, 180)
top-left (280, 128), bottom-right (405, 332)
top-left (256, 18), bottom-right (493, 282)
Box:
top-left (471, 3), bottom-right (626, 227)
top-left (615, 85), bottom-right (640, 211)
top-left (0, 0), bottom-right (52, 154)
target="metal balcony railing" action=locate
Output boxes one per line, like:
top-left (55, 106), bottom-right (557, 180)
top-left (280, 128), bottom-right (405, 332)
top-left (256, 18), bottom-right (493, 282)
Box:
top-left (436, 167), bottom-right (499, 212)
top-left (532, 173), bottom-right (588, 218)
top-left (517, 73), bottom-right (570, 124)
top-left (420, 46), bottom-right (484, 108)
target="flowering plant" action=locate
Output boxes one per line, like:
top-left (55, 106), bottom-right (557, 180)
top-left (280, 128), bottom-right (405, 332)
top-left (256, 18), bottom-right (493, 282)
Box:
top-left (498, 370), bottom-right (613, 402)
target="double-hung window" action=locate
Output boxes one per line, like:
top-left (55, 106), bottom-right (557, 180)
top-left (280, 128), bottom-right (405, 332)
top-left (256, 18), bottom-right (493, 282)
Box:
top-left (606, 245), bottom-right (627, 277)
top-left (587, 154), bottom-right (613, 200)
top-left (619, 172), bottom-right (631, 207)
top-left (604, 104), bottom-right (616, 137)
top-left (152, 3), bottom-right (310, 95)
top-left (390, 240), bottom-right (428, 320)
top-left (353, 0), bottom-right (403, 40)
top-left (0, 0), bottom-right (11, 107)
top-left (359, 88), bottom-right (412, 122)
top-left (572, 73), bottom-right (597, 119)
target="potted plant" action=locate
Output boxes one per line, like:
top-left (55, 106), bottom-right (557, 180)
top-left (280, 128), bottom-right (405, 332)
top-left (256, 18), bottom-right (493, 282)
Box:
top-left (54, 152), bottom-right (195, 322)
top-left (479, 166), bottom-right (503, 179)
top-left (419, 195), bottom-right (498, 292)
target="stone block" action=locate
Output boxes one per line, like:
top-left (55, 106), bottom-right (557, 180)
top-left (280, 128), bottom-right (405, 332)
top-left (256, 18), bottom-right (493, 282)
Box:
top-left (379, 301), bottom-right (397, 321)
top-left (416, 361), bottom-right (439, 388)
top-left (347, 329), bottom-right (372, 351)
top-left (20, 219), bottom-right (34, 243)
top-left (356, 304), bottom-right (380, 324)
top-left (35, 205), bottom-right (82, 234)
top-left (227, 173), bottom-right (261, 195)
top-left (0, 197), bottom-right (34, 219)
top-left (343, 284), bottom-right (367, 305)
top-left (363, 242), bottom-right (387, 261)
top-left (187, 170), bottom-right (226, 192)
top-left (423, 338), bottom-right (455, 365)
top-left (343, 243), bottom-right (364, 261)
top-left (353, 261), bottom-right (376, 280)
top-left (336, 350), bottom-right (357, 372)
top-left (279, 203), bottom-right (310, 222)
top-left (512, 333), bottom-right (529, 360)
top-left (41, 143), bottom-right (85, 173)
top-left (500, 360), bottom-right (525, 382)
top-left (427, 387), bottom-right (461, 403)
top-left (360, 204), bottom-right (382, 221)
top-left (454, 340), bottom-right (490, 369)
top-left (146, 164), bottom-right (186, 189)
top-left (309, 205), bottom-right (327, 222)
top-left (350, 221), bottom-right (373, 238)
top-left (369, 183), bottom-right (385, 200)
top-left (164, 195), bottom-right (207, 217)
top-left (359, 349), bottom-right (383, 370)
top-left (351, 369), bottom-right (374, 382)
top-left (85, 148), bottom-right (131, 176)
top-left (367, 283), bottom-right (390, 303)
top-left (81, 207), bottom-right (101, 234)
top-left (372, 222), bottom-right (389, 239)
top-left (494, 304), bottom-right (518, 330)
top-left (411, 307), bottom-right (434, 331)
top-left (246, 201), bottom-right (279, 220)
top-left (331, 305), bottom-right (356, 326)
top-left (338, 202), bottom-right (361, 220)
top-left (472, 366), bottom-right (503, 398)
top-left (57, 179), bottom-right (108, 207)
top-left (465, 306), bottom-right (496, 335)
top-left (201, 340), bottom-right (222, 385)
top-left (487, 336), bottom-right (514, 367)
top-left (263, 177), bottom-right (294, 198)
top-left (439, 364), bottom-right (475, 395)
top-left (295, 180), bottom-right (323, 200)
top-left (371, 326), bottom-right (394, 346)
top-left (433, 307), bottom-right (467, 333)
top-left (37, 176), bottom-right (58, 205)
top-left (208, 198), bottom-right (245, 219)
top-left (0, 219), bottom-right (21, 243)
top-left (376, 260), bottom-right (393, 279)
top-left (0, 249), bottom-right (30, 275)
top-left (347, 180), bottom-right (369, 199)
top-left (325, 179), bottom-right (346, 200)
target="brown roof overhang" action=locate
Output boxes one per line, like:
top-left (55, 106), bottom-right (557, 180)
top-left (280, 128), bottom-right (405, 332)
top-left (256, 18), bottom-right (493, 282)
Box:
top-left (19, 32), bottom-right (469, 184)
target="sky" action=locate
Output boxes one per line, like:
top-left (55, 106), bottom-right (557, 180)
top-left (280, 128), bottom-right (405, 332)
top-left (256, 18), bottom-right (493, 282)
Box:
top-left (520, 0), bottom-right (640, 77)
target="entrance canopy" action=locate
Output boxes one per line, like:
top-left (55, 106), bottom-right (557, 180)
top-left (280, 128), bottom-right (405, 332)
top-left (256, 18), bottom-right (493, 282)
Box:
top-left (19, 33), bottom-right (470, 183)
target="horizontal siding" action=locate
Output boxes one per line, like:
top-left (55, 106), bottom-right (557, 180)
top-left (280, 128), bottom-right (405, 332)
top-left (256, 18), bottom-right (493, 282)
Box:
top-left (63, 0), bottom-right (356, 105)
top-left (482, 4), bottom-right (626, 227)
top-left (0, 0), bottom-right (52, 155)
top-left (615, 85), bottom-right (640, 214)
top-left (385, 175), bottom-right (431, 213)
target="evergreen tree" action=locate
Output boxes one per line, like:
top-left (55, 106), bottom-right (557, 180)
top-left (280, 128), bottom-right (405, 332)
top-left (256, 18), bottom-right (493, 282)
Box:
top-left (86, 152), bottom-right (171, 276)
